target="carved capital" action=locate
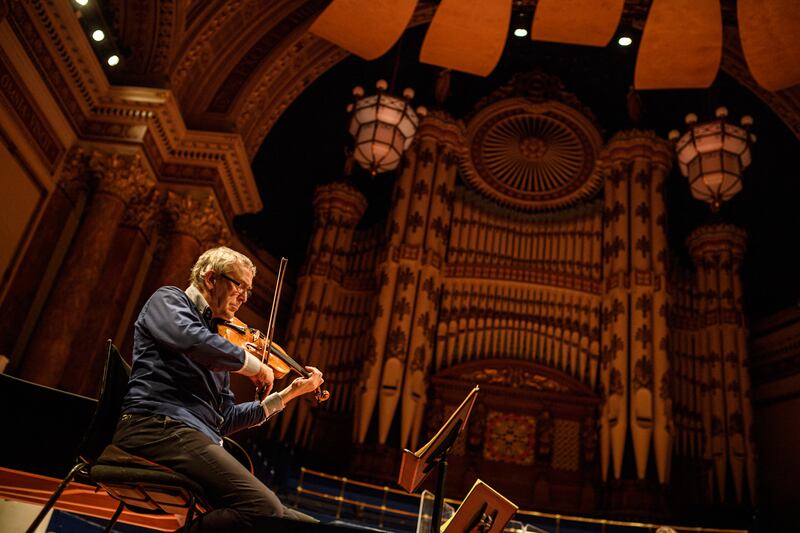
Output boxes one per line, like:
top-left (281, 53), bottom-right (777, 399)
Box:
top-left (90, 151), bottom-right (156, 204)
top-left (686, 224), bottom-right (747, 264)
top-left (163, 190), bottom-right (228, 245)
top-left (415, 111), bottom-right (466, 149)
top-left (599, 129), bottom-right (673, 170)
top-left (57, 147), bottom-right (93, 201)
top-left (121, 189), bottom-right (162, 238)
top-left (312, 181), bottom-right (368, 228)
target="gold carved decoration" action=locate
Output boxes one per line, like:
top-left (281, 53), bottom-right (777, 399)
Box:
top-left (90, 152), bottom-right (156, 204)
top-left (459, 75), bottom-right (603, 211)
top-left (456, 366), bottom-right (570, 393)
top-left (163, 191), bottom-right (228, 246)
top-left (57, 147), bottom-right (93, 201)
top-left (122, 189), bottom-right (162, 239)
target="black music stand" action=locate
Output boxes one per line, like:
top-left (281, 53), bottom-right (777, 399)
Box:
top-left (440, 480), bottom-right (518, 533)
top-left (398, 386), bottom-right (479, 533)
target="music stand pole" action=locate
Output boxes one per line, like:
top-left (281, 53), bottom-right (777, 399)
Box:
top-left (430, 457), bottom-right (448, 533)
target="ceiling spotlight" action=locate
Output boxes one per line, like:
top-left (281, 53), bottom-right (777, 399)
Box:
top-left (91, 30), bottom-right (105, 42)
top-left (513, 28), bottom-right (528, 38)
top-left (107, 55), bottom-right (120, 67)
top-left (618, 36), bottom-right (633, 47)
top-left (74, 0), bottom-right (89, 5)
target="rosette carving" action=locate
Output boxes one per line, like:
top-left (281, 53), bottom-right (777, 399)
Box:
top-left (460, 97), bottom-right (603, 211)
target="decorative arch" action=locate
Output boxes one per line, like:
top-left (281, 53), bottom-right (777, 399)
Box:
top-left (425, 359), bottom-right (599, 509)
top-left (227, 10), bottom-right (800, 160)
top-left (111, 2), bottom-right (800, 159)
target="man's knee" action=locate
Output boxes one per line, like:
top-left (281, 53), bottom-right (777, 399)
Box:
top-left (233, 491), bottom-right (285, 524)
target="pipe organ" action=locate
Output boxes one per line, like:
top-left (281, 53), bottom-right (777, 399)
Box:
top-left (281, 72), bottom-right (756, 506)
top-left (598, 131), bottom-right (673, 484)
top-left (685, 225), bottom-right (756, 505)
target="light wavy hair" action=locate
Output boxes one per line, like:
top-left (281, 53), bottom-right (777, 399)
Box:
top-left (190, 246), bottom-right (256, 289)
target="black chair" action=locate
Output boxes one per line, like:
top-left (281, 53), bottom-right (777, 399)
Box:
top-left (27, 341), bottom-right (209, 532)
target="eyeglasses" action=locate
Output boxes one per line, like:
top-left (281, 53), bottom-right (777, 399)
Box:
top-left (219, 272), bottom-right (253, 299)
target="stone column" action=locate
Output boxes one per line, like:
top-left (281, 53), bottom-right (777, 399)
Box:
top-left (20, 150), bottom-right (155, 391)
top-left (148, 191), bottom-right (228, 290)
top-left (280, 181), bottom-right (366, 443)
top-left (687, 224), bottom-right (755, 504)
top-left (118, 191), bottom-right (228, 358)
top-left (598, 131), bottom-right (672, 481)
top-left (353, 111), bottom-right (464, 448)
top-left (67, 188), bottom-right (161, 396)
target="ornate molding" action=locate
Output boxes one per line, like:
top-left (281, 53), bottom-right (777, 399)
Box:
top-left (170, 0), bottom-right (255, 99)
top-left (121, 189), bottom-right (162, 239)
top-left (312, 181), bottom-right (368, 228)
top-left (460, 96), bottom-right (603, 211)
top-left (0, 46), bottom-right (64, 170)
top-left (105, 0), bottom-right (178, 78)
top-left (90, 151), bottom-right (157, 204)
top-left (599, 129), bottom-right (674, 170)
top-left (203, 0), bottom-right (328, 115)
top-left (415, 111), bottom-right (466, 149)
top-left (235, 4), bottom-right (438, 158)
top-left (458, 366), bottom-right (571, 393)
top-left (163, 190), bottom-right (228, 246)
top-left (7, 0), bottom-right (261, 215)
top-left (470, 71), bottom-right (600, 128)
top-left (435, 359), bottom-right (597, 399)
top-left (56, 146), bottom-right (92, 201)
top-left (686, 224), bottom-right (748, 259)
top-left (238, 33), bottom-right (349, 157)
top-left (222, 3), bottom-right (800, 167)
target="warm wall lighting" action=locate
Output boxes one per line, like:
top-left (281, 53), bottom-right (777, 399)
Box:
top-left (618, 36), bottom-right (633, 47)
top-left (74, 0), bottom-right (89, 5)
top-left (107, 55), bottom-right (120, 66)
top-left (514, 28), bottom-right (528, 38)
top-left (91, 29), bottom-right (105, 42)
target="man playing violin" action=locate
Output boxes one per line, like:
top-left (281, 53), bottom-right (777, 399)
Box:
top-left (101, 246), bottom-right (323, 530)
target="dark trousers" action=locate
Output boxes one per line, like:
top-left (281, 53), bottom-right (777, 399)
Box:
top-left (105, 413), bottom-right (315, 531)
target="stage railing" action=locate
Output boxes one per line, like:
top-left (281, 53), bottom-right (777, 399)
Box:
top-left (294, 467), bottom-right (748, 533)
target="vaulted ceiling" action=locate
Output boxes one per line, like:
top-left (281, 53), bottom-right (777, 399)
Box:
top-left (101, 0), bottom-right (800, 320)
top-left (105, 0), bottom-right (800, 155)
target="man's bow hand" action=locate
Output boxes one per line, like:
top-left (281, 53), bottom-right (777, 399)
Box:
top-left (251, 363), bottom-right (274, 401)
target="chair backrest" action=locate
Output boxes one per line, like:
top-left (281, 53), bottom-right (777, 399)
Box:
top-left (78, 340), bottom-right (131, 464)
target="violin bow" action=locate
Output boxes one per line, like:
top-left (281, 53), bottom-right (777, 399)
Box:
top-left (258, 257), bottom-right (330, 403)
top-left (256, 257), bottom-right (287, 400)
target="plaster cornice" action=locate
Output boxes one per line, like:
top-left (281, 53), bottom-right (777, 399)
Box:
top-left (7, 0), bottom-right (261, 215)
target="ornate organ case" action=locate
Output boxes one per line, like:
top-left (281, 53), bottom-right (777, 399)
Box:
top-left (277, 73), bottom-right (756, 512)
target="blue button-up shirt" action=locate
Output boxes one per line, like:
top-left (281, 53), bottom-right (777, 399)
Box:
top-left (120, 286), bottom-right (277, 445)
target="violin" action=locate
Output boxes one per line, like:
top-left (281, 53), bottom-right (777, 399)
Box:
top-left (218, 316), bottom-right (330, 404)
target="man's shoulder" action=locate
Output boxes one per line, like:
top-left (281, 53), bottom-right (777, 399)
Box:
top-left (154, 286), bottom-right (185, 297)
top-left (146, 286), bottom-right (190, 307)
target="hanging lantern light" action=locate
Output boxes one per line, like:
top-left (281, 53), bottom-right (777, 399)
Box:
top-left (668, 107), bottom-right (755, 212)
top-left (347, 80), bottom-right (427, 175)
